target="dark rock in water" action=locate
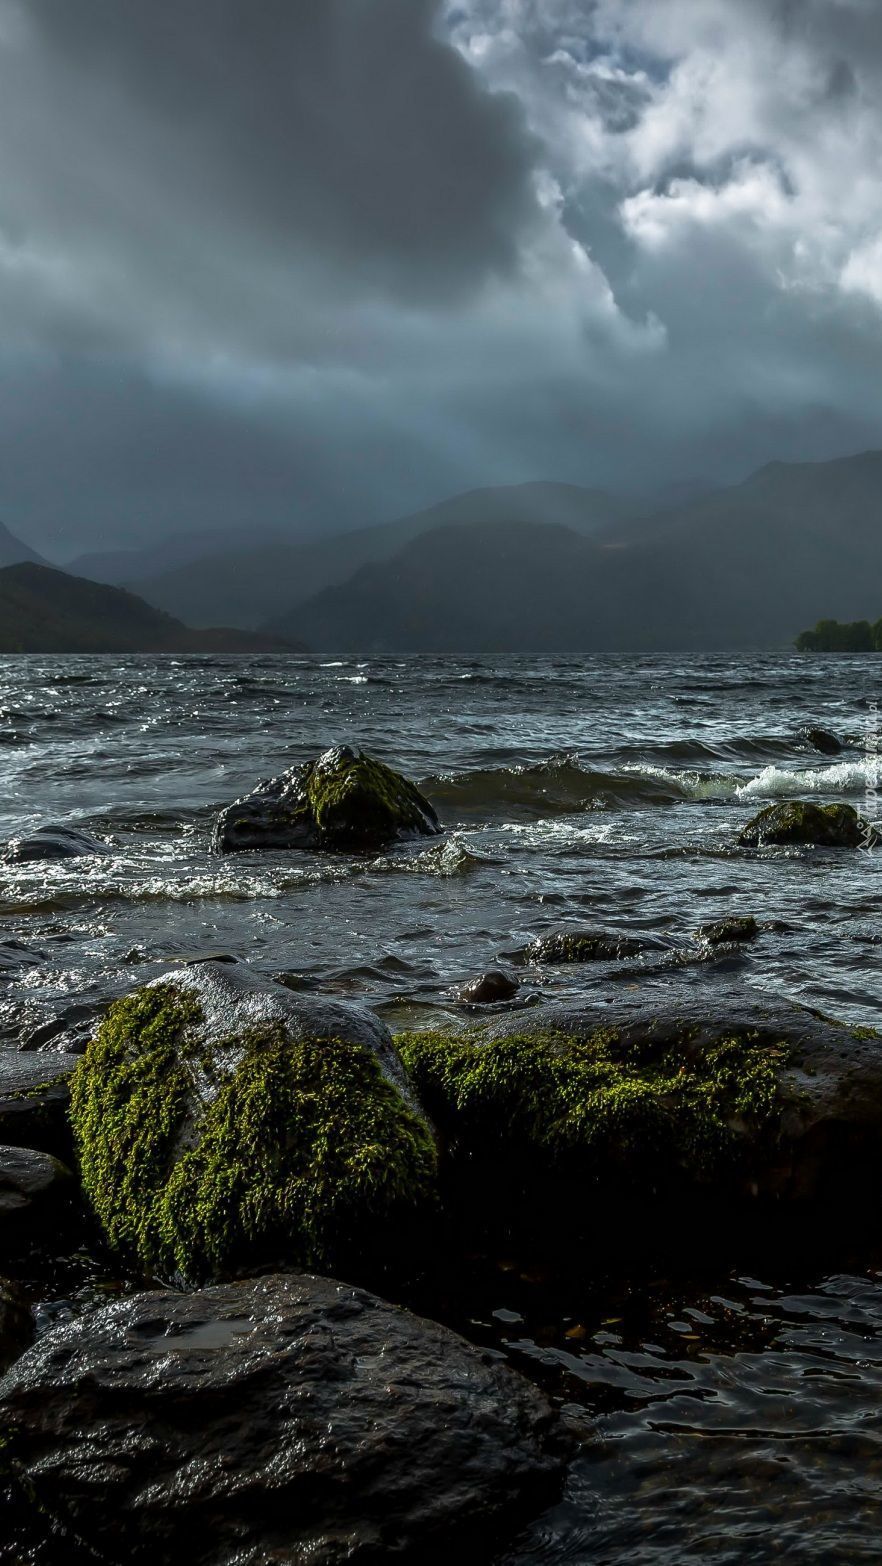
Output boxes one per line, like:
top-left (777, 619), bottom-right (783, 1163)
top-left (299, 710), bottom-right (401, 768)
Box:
top-left (458, 970), bottom-right (520, 1005)
top-left (0, 1275), bottom-right (569, 1566)
top-left (799, 726), bottom-right (843, 755)
top-left (0, 1049), bottom-right (79, 1155)
top-left (19, 995), bottom-right (109, 1055)
top-left (696, 916), bottom-right (760, 945)
top-left (739, 800), bottom-right (874, 849)
top-left (398, 987), bottom-right (882, 1218)
top-left (71, 962), bottom-right (437, 1283)
top-left (522, 929), bottom-right (658, 964)
top-left (213, 744), bottom-right (441, 854)
top-left (0, 941), bottom-right (45, 976)
top-left (2, 825), bottom-right (109, 864)
top-left (0, 1278), bottom-right (32, 1373)
top-left (0, 1144), bottom-right (75, 1248)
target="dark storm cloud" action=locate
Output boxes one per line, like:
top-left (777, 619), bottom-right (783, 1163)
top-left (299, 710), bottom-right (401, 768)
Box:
top-left (1, 0), bottom-right (882, 555)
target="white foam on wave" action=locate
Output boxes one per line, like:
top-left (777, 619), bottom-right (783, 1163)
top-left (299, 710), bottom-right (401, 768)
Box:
top-left (622, 764), bottom-right (738, 801)
top-left (736, 760), bottom-right (878, 801)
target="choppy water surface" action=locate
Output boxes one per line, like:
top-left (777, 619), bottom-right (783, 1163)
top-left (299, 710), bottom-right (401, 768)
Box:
top-left (2, 650), bottom-right (881, 1562)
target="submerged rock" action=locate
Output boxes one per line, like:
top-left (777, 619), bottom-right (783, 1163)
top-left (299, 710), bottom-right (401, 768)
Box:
top-left (397, 987), bottom-right (882, 1221)
top-left (0, 1049), bottom-right (79, 1155)
top-left (696, 916), bottom-right (760, 945)
top-left (799, 727), bottom-right (843, 755)
top-left (522, 930), bottom-right (658, 964)
top-left (739, 800), bottom-right (874, 849)
top-left (0, 1144), bottom-right (75, 1249)
top-left (458, 970), bottom-right (520, 1005)
top-left (71, 962), bottom-right (437, 1282)
top-left (213, 745), bottom-right (441, 854)
top-left (0, 1273), bottom-right (569, 1566)
top-left (2, 825), bottom-right (108, 864)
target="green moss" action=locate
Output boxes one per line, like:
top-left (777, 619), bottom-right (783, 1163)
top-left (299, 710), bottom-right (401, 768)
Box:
top-left (71, 985), bottom-right (437, 1281)
top-left (307, 750), bottom-right (436, 846)
top-left (398, 1025), bottom-right (786, 1189)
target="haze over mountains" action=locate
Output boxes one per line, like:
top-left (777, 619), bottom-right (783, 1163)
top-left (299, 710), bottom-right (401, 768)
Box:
top-left (2, 449), bottom-right (882, 653)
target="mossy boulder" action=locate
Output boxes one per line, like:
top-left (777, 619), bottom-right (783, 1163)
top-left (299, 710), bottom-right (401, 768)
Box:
top-left (397, 988), bottom-right (882, 1234)
top-left (213, 744), bottom-right (441, 853)
top-left (739, 800), bottom-right (876, 849)
top-left (696, 916), bottom-right (759, 945)
top-left (70, 963), bottom-right (437, 1283)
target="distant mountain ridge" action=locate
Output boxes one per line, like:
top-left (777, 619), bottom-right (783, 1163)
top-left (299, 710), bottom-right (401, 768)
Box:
top-left (269, 447), bottom-right (882, 653)
top-left (124, 481), bottom-right (636, 629)
top-left (0, 564), bottom-right (301, 653)
top-left (0, 521), bottom-right (48, 569)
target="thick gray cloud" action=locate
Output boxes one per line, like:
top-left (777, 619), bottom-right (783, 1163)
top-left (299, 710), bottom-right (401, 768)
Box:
top-left (0, 0), bottom-right (881, 555)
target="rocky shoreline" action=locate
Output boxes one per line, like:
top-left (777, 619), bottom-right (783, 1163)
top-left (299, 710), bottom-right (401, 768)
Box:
top-left (2, 748), bottom-right (881, 1564)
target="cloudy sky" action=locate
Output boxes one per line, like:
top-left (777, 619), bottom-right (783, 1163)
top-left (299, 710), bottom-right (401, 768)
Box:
top-left (2, 0), bottom-right (882, 556)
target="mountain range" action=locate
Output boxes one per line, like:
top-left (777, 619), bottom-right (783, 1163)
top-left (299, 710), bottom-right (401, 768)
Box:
top-left (0, 564), bottom-right (298, 654)
top-left (4, 449), bottom-right (882, 652)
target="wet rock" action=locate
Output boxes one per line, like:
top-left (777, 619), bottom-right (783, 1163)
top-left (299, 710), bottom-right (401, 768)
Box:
top-left (213, 744), bottom-right (441, 854)
top-left (0, 1278), bottom-right (32, 1373)
top-left (398, 986), bottom-right (882, 1215)
top-left (0, 1049), bottom-right (79, 1155)
top-left (0, 941), bottom-right (45, 976)
top-left (71, 962), bottom-right (437, 1282)
top-left (19, 996), bottom-right (109, 1055)
top-left (696, 916), bottom-right (760, 945)
top-left (799, 727), bottom-right (843, 755)
top-left (0, 1273), bottom-right (568, 1566)
top-left (2, 825), bottom-right (109, 864)
top-left (0, 1144), bottom-right (75, 1248)
top-left (458, 970), bottom-right (520, 1005)
top-left (523, 929), bottom-right (658, 964)
top-left (739, 800), bottom-right (875, 849)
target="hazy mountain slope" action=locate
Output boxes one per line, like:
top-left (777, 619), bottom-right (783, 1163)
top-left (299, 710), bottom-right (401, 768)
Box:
top-left (67, 526), bottom-right (286, 587)
top-left (277, 448), bottom-right (882, 654)
top-left (129, 482), bottom-right (634, 628)
top-left (0, 564), bottom-right (301, 653)
top-left (0, 522), bottom-right (48, 568)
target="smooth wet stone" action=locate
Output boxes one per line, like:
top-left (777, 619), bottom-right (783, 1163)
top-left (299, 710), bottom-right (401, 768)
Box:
top-left (0, 1049), bottom-right (78, 1155)
top-left (696, 916), bottom-right (760, 945)
top-left (522, 929), bottom-right (659, 964)
top-left (72, 962), bottom-right (437, 1282)
top-left (0, 1144), bottom-right (75, 1247)
top-left (458, 970), bottom-right (520, 1005)
top-left (0, 1278), bottom-right (32, 1374)
top-left (2, 826), bottom-right (109, 864)
top-left (739, 800), bottom-right (875, 849)
top-left (0, 1273), bottom-right (570, 1566)
top-left (799, 726), bottom-right (843, 755)
top-left (213, 744), bottom-right (441, 854)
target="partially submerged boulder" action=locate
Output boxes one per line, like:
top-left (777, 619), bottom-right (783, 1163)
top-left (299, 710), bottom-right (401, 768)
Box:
top-left (739, 800), bottom-right (875, 849)
top-left (213, 745), bottom-right (441, 854)
top-left (458, 970), bottom-right (520, 1005)
top-left (696, 916), bottom-right (759, 945)
top-left (521, 930), bottom-right (659, 964)
top-left (799, 726), bottom-right (842, 755)
top-left (2, 826), bottom-right (108, 864)
top-left (0, 1273), bottom-right (569, 1566)
top-left (0, 1049), bottom-right (79, 1156)
top-left (70, 963), bottom-right (437, 1282)
top-left (397, 987), bottom-right (882, 1224)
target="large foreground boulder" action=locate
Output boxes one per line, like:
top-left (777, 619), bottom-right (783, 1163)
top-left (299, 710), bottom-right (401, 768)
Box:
top-left (0, 1048), bottom-right (79, 1155)
top-left (0, 1273), bottom-right (569, 1566)
top-left (71, 963), bottom-right (437, 1282)
top-left (213, 745), bottom-right (441, 854)
top-left (397, 987), bottom-right (882, 1225)
top-left (739, 800), bottom-right (874, 849)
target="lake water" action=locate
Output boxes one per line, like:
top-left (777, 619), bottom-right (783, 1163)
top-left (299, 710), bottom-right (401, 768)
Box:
top-left (2, 650), bottom-right (881, 1562)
